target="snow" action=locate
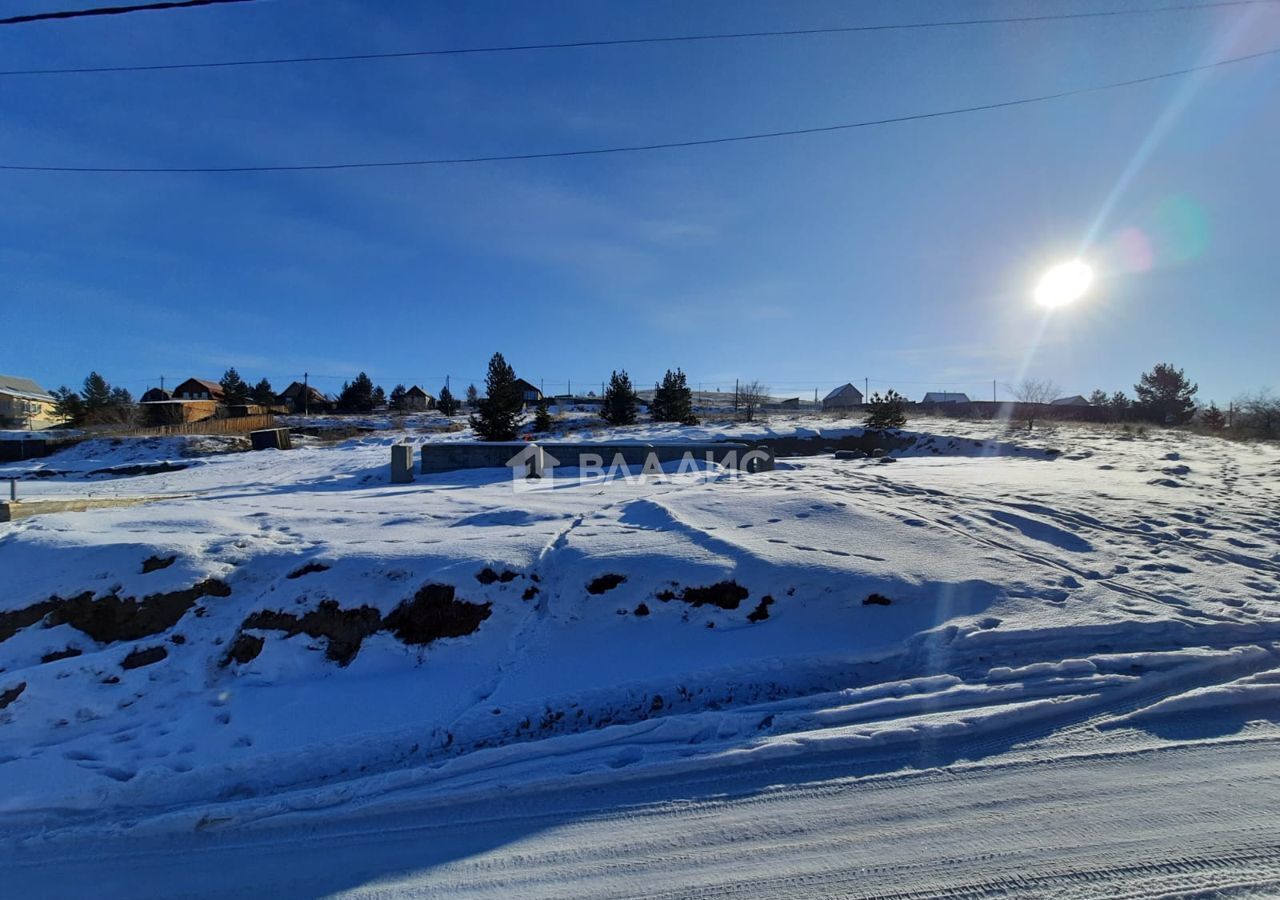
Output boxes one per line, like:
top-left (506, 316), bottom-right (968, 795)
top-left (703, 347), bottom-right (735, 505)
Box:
top-left (1, 415), bottom-right (1278, 895)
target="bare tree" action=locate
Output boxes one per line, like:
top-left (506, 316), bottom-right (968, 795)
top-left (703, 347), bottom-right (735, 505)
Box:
top-left (736, 381), bottom-right (771, 422)
top-left (1006, 378), bottom-right (1060, 429)
top-left (1236, 388), bottom-right (1280, 437)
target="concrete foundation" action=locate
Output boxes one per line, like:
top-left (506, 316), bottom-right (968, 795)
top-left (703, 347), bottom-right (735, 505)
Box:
top-left (1, 495), bottom-right (188, 523)
top-left (390, 444), bottom-right (414, 483)
top-left (250, 428), bottom-right (293, 451)
top-left (421, 441), bottom-right (529, 475)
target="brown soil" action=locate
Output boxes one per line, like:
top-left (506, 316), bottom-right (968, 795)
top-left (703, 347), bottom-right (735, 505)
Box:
top-left (121, 645), bottom-right (168, 669)
top-left (0, 682), bottom-right (25, 709)
top-left (747, 595), bottom-right (774, 622)
top-left (287, 561), bottom-right (330, 579)
top-left (863, 593), bottom-right (893, 606)
top-left (0, 599), bottom-right (60, 643)
top-left (45, 579), bottom-right (231, 644)
top-left (383, 584), bottom-right (492, 646)
top-left (678, 581), bottom-right (749, 610)
top-left (221, 632), bottom-right (264, 666)
top-left (476, 567), bottom-right (519, 585)
top-left (587, 574), bottom-right (627, 595)
top-left (41, 647), bottom-right (83, 664)
top-left (243, 601), bottom-right (382, 666)
top-left (141, 554), bottom-right (177, 574)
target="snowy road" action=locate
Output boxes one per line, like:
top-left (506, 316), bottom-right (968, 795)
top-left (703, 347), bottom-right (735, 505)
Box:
top-left (5, 735), bottom-right (1278, 898)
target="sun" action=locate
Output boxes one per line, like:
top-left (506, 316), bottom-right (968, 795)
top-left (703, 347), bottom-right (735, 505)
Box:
top-left (1034, 260), bottom-right (1093, 309)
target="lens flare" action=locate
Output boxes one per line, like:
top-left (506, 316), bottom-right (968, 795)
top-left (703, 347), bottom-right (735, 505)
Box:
top-left (1034, 260), bottom-right (1093, 309)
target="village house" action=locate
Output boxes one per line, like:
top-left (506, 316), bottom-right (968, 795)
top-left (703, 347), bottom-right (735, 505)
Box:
top-left (404, 385), bottom-right (435, 411)
top-left (0, 374), bottom-right (59, 430)
top-left (514, 378), bottom-right (544, 406)
top-left (279, 381), bottom-right (333, 414)
top-left (922, 392), bottom-right (971, 404)
top-left (1051, 395), bottom-right (1090, 406)
top-left (821, 383), bottom-right (864, 412)
top-left (171, 378), bottom-right (225, 402)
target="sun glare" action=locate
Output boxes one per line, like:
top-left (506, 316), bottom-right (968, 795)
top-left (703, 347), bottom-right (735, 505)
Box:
top-left (1034, 260), bottom-right (1093, 309)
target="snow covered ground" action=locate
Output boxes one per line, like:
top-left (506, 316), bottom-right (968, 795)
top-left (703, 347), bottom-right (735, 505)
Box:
top-left (1, 416), bottom-right (1278, 897)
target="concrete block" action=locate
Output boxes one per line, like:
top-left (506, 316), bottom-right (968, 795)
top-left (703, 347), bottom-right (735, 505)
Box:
top-left (250, 428), bottom-right (293, 451)
top-left (420, 442), bottom-right (528, 474)
top-left (390, 444), bottom-right (414, 483)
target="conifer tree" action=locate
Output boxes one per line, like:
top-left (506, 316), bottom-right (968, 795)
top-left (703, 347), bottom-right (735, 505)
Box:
top-left (52, 386), bottom-right (85, 425)
top-left (601, 370), bottom-right (639, 426)
top-left (251, 378), bottom-right (276, 406)
top-left (1088, 389), bottom-right (1109, 407)
top-left (389, 384), bottom-right (407, 412)
top-left (533, 397), bottom-right (554, 432)
top-left (373, 385), bottom-right (387, 407)
top-left (337, 372), bottom-right (377, 412)
top-left (219, 368), bottom-right (250, 405)
top-left (437, 384), bottom-right (459, 416)
top-left (863, 389), bottom-right (908, 430)
top-left (465, 383), bottom-right (479, 409)
top-left (81, 371), bottom-right (112, 412)
top-left (651, 368), bottom-right (696, 424)
top-left (1200, 402), bottom-right (1227, 431)
top-left (1135, 363), bottom-right (1198, 425)
top-left (470, 352), bottom-right (522, 441)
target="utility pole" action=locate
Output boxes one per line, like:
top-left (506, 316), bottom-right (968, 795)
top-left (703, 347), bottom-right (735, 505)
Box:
top-left (865, 377), bottom-right (869, 400)
top-left (304, 372), bottom-right (309, 416)
top-left (160, 375), bottom-right (165, 392)
top-left (993, 379), bottom-right (997, 403)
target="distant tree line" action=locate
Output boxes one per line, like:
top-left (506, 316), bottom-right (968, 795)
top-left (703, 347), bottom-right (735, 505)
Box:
top-left (51, 373), bottom-right (134, 426)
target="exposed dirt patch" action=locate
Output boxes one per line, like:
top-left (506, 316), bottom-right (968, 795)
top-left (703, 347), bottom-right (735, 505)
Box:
top-left (0, 682), bottom-right (26, 709)
top-left (0, 599), bottom-right (60, 644)
top-left (863, 593), bottom-right (893, 606)
top-left (587, 573), bottom-right (627, 595)
top-left (476, 567), bottom-right (519, 585)
top-left (287, 561), bottom-right (330, 580)
top-left (243, 601), bottom-right (382, 666)
top-left (634, 602), bottom-right (651, 617)
top-left (221, 632), bottom-right (264, 667)
top-left (89, 462), bottom-right (189, 478)
top-left (747, 595), bottom-right (775, 622)
top-left (121, 645), bottom-right (168, 670)
top-left (44, 579), bottom-right (231, 644)
top-left (522, 585), bottom-right (540, 601)
top-left (235, 584), bottom-right (493, 666)
top-left (678, 581), bottom-right (749, 610)
top-left (383, 584), bottom-right (492, 646)
top-left (141, 554), bottom-right (177, 574)
top-left (41, 647), bottom-right (83, 664)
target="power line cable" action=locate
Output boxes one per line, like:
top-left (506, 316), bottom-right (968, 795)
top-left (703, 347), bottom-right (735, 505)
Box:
top-left (0, 0), bottom-right (256, 27)
top-left (2, 45), bottom-right (1276, 174)
top-left (1, 0), bottom-right (1273, 72)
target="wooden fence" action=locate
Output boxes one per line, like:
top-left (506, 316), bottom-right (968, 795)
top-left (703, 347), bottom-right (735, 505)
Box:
top-left (118, 414), bottom-right (277, 437)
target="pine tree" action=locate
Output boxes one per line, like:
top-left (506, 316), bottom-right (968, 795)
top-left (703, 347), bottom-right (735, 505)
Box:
top-left (1088, 389), bottom-right (1109, 406)
top-left (337, 372), bottom-right (376, 412)
top-left (533, 397), bottom-right (554, 432)
top-left (251, 378), bottom-right (276, 406)
top-left (470, 352), bottom-right (523, 441)
top-left (437, 384), bottom-right (459, 416)
top-left (1200, 402), bottom-right (1227, 430)
top-left (600, 370), bottom-right (639, 426)
top-left (651, 368), bottom-right (696, 424)
top-left (1135, 363), bottom-right (1198, 425)
top-left (465, 383), bottom-right (479, 409)
top-left (389, 384), bottom-right (407, 412)
top-left (51, 386), bottom-right (85, 425)
top-left (373, 385), bottom-right (387, 408)
top-left (219, 368), bottom-right (250, 405)
top-left (863, 390), bottom-right (908, 430)
top-left (81, 371), bottom-right (112, 412)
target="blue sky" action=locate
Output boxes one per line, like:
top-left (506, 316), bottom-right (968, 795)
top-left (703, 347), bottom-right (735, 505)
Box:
top-left (4, 0), bottom-right (1278, 405)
